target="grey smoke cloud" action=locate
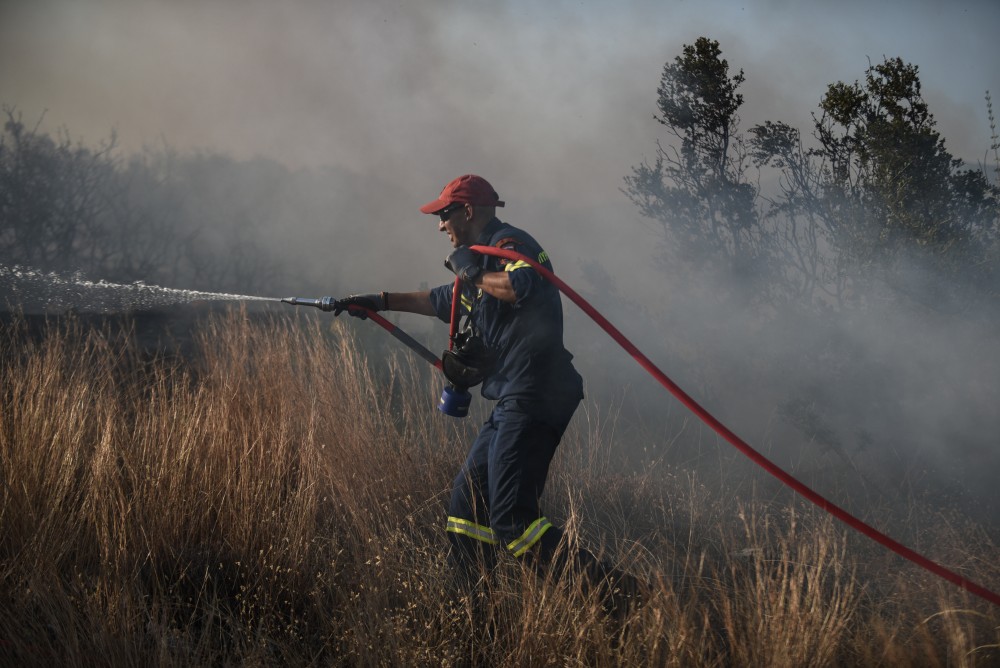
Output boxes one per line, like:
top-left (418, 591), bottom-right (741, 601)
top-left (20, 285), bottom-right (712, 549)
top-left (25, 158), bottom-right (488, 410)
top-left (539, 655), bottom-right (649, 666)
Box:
top-left (4, 0), bottom-right (996, 202)
top-left (2, 0), bottom-right (999, 519)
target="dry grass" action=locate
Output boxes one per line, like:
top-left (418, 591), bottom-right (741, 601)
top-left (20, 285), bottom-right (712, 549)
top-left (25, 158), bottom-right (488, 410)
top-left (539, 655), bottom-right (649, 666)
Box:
top-left (1, 310), bottom-right (998, 666)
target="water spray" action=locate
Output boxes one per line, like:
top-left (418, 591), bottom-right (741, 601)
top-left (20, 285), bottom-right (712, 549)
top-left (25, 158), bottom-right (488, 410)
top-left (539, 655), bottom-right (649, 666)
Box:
top-left (1, 264), bottom-right (280, 312)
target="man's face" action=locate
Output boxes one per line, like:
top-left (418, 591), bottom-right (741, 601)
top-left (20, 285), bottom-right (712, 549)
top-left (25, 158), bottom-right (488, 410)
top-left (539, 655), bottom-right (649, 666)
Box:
top-left (437, 203), bottom-right (471, 248)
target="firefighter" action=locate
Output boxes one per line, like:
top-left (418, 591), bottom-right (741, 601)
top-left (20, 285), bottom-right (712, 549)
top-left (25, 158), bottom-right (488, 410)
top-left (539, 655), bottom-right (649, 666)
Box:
top-left (336, 174), bottom-right (628, 598)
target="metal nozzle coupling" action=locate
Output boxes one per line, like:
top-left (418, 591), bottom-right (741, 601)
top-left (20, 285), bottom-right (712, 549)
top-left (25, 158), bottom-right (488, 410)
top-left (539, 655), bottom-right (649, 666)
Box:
top-left (281, 296), bottom-right (339, 312)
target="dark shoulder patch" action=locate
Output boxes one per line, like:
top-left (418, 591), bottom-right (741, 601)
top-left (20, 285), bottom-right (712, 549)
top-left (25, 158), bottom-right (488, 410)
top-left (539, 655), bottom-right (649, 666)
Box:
top-left (494, 236), bottom-right (523, 250)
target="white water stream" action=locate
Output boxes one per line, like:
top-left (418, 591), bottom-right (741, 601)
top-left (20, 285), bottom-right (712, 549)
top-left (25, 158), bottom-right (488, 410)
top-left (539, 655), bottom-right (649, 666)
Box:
top-left (1, 265), bottom-right (278, 312)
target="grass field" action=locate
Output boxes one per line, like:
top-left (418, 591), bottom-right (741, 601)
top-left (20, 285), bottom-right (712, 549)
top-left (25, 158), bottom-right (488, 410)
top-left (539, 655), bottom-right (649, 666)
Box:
top-left (1, 311), bottom-right (998, 666)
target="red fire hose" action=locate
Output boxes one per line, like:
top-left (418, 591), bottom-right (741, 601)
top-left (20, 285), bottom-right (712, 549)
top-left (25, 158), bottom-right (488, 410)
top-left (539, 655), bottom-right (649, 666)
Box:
top-left (469, 244), bottom-right (1000, 608)
top-left (347, 308), bottom-right (443, 370)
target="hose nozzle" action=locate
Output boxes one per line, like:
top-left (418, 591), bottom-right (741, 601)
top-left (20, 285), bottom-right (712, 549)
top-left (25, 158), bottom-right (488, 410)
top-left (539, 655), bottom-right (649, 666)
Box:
top-left (281, 296), bottom-right (338, 312)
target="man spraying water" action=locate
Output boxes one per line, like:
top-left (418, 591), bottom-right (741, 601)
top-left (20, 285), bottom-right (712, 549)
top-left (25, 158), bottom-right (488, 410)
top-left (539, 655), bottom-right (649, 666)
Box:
top-left (332, 174), bottom-right (637, 608)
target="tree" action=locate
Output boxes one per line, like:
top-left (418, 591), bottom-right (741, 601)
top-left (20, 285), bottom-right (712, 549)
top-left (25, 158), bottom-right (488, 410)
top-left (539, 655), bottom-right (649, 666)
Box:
top-left (820, 59), bottom-right (995, 271)
top-left (624, 37), bottom-right (767, 294)
top-left (0, 107), bottom-right (117, 273)
top-left (751, 58), bottom-right (1000, 309)
top-left (746, 119), bottom-right (840, 305)
top-left (624, 42), bottom-right (1000, 495)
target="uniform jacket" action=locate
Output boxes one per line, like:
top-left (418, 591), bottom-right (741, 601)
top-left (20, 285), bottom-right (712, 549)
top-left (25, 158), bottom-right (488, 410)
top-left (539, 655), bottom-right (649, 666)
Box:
top-left (429, 217), bottom-right (583, 422)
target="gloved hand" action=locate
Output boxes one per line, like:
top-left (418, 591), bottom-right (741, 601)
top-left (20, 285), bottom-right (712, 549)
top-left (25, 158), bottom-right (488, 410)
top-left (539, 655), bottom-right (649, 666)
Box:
top-left (444, 246), bottom-right (483, 284)
top-left (334, 292), bottom-right (387, 317)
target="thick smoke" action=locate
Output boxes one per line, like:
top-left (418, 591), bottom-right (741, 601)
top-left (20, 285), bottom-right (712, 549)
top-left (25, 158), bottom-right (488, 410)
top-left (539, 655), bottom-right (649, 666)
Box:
top-left (2, 0), bottom-right (999, 527)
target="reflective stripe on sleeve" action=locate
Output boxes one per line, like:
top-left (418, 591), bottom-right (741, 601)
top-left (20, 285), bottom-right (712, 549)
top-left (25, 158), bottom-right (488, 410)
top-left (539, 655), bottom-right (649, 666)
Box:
top-left (503, 260), bottom-right (532, 272)
top-left (447, 517), bottom-right (498, 545)
top-left (506, 517), bottom-right (553, 557)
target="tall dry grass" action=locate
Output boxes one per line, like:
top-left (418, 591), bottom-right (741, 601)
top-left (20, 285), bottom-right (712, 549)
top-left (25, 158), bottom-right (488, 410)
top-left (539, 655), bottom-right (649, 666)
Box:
top-left (1, 310), bottom-right (998, 666)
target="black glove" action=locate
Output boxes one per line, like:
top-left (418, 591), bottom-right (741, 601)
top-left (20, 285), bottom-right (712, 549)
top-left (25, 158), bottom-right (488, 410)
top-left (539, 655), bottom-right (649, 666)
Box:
top-left (444, 246), bottom-right (483, 284)
top-left (334, 292), bottom-right (387, 317)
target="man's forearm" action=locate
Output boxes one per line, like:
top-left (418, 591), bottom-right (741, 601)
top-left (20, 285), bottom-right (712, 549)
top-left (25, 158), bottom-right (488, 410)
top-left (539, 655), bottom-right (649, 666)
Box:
top-left (386, 291), bottom-right (437, 316)
top-left (385, 273), bottom-right (515, 317)
top-left (474, 272), bottom-right (517, 304)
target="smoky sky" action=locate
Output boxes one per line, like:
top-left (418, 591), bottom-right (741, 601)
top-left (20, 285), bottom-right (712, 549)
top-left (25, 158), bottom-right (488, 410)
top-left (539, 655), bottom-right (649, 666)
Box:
top-left (3, 0), bottom-right (998, 204)
top-left (3, 0), bottom-right (998, 291)
top-left (3, 0), bottom-right (1000, 517)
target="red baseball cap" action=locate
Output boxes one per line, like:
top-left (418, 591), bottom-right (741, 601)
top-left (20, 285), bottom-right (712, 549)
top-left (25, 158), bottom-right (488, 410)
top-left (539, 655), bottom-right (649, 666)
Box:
top-left (419, 174), bottom-right (505, 214)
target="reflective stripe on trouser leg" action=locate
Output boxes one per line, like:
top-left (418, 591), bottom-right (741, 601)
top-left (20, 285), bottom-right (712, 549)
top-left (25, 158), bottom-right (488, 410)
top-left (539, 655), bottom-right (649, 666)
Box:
top-left (507, 517), bottom-right (553, 557)
top-left (447, 516), bottom-right (499, 545)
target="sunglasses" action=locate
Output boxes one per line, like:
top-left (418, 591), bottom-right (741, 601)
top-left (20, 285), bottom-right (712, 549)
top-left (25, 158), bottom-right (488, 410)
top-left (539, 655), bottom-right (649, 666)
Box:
top-left (438, 203), bottom-right (465, 222)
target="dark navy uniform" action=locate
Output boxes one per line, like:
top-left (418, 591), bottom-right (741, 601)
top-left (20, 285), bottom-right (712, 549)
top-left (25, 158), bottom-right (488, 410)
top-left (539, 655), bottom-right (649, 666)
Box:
top-left (429, 217), bottom-right (584, 566)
